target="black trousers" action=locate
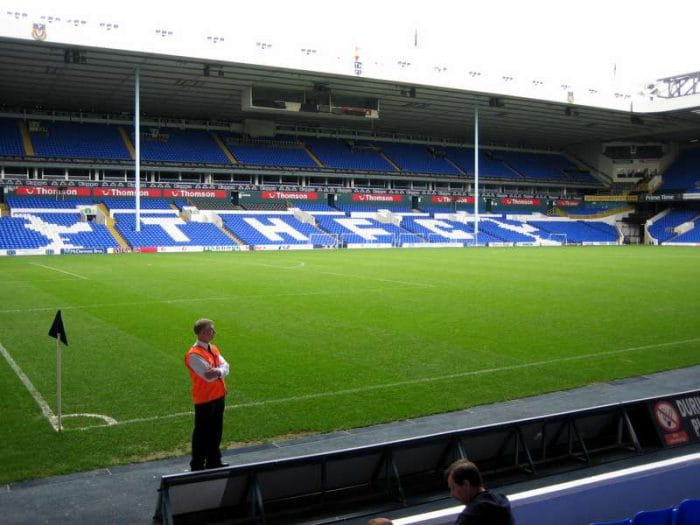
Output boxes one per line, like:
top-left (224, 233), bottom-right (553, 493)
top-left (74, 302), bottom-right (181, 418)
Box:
top-left (190, 396), bottom-right (225, 470)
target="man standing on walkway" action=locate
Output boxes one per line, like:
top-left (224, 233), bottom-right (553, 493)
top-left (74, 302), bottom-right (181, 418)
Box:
top-left (446, 459), bottom-right (515, 525)
top-left (185, 318), bottom-right (230, 471)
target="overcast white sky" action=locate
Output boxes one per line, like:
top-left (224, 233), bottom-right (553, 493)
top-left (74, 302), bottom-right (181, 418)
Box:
top-left (12, 0), bottom-right (700, 90)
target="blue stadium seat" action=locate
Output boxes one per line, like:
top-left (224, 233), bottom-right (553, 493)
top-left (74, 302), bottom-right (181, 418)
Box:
top-left (659, 149), bottom-right (700, 192)
top-left (30, 121), bottom-right (130, 160)
top-left (673, 499), bottom-right (700, 525)
top-left (0, 118), bottom-right (25, 156)
top-left (631, 508), bottom-right (673, 525)
top-left (590, 520), bottom-right (631, 525)
top-left (136, 128), bottom-right (230, 164)
top-left (222, 134), bottom-right (318, 168)
top-left (304, 138), bottom-right (394, 172)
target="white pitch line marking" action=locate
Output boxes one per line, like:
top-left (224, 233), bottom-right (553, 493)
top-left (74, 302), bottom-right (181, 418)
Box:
top-left (0, 285), bottom-right (421, 314)
top-left (0, 341), bottom-right (59, 431)
top-left (0, 341), bottom-right (117, 431)
top-left (64, 336), bottom-right (700, 431)
top-left (30, 262), bottom-right (88, 280)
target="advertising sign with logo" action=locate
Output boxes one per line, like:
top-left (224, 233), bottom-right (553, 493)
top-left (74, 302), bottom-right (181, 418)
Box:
top-left (17, 186), bottom-right (91, 197)
top-left (261, 191), bottom-right (319, 200)
top-left (352, 193), bottom-right (404, 203)
top-left (649, 392), bottom-right (700, 447)
top-left (164, 189), bottom-right (228, 199)
top-left (500, 197), bottom-right (541, 206)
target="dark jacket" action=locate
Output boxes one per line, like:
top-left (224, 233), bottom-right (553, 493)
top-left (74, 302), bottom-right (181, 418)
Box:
top-left (455, 490), bottom-right (515, 525)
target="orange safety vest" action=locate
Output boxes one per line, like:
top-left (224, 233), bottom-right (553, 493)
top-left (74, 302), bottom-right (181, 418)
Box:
top-left (185, 343), bottom-right (227, 405)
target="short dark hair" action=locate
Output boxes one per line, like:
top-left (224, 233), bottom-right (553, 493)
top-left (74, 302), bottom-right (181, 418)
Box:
top-left (193, 318), bottom-right (213, 336)
top-left (446, 459), bottom-right (483, 487)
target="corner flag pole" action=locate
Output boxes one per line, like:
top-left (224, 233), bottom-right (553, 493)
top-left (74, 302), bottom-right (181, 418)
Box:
top-left (56, 334), bottom-right (62, 432)
top-left (48, 310), bottom-right (68, 432)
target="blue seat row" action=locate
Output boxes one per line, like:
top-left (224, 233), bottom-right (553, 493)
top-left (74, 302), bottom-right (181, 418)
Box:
top-left (591, 498), bottom-right (700, 525)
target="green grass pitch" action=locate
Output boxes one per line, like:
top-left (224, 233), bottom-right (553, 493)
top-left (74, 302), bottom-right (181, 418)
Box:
top-left (0, 246), bottom-right (699, 483)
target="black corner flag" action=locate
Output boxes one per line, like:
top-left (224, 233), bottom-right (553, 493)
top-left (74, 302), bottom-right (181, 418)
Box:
top-left (48, 310), bottom-right (68, 346)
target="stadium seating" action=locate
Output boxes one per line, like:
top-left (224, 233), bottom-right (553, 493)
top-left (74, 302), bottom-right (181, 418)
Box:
top-left (630, 508), bottom-right (673, 525)
top-left (445, 147), bottom-right (520, 179)
top-left (647, 210), bottom-right (698, 243)
top-left (668, 219), bottom-right (700, 244)
top-left (221, 134), bottom-right (318, 168)
top-left (590, 499), bottom-right (700, 525)
top-left (374, 141), bottom-right (461, 175)
top-left (530, 220), bottom-right (618, 244)
top-left (0, 118), bottom-right (25, 156)
top-left (137, 128), bottom-right (230, 164)
top-left (221, 214), bottom-right (319, 246)
top-left (479, 219), bottom-right (539, 243)
top-left (674, 499), bottom-right (700, 525)
top-left (1, 213), bottom-right (118, 250)
top-left (6, 196), bottom-right (95, 209)
top-left (659, 148), bottom-right (700, 192)
top-left (335, 204), bottom-right (414, 214)
top-left (314, 215), bottom-right (412, 245)
top-left (114, 213), bottom-right (234, 248)
top-left (303, 138), bottom-right (395, 171)
top-left (288, 200), bottom-right (338, 212)
top-left (565, 203), bottom-right (628, 216)
top-left (30, 121), bottom-right (131, 160)
top-left (102, 198), bottom-right (174, 211)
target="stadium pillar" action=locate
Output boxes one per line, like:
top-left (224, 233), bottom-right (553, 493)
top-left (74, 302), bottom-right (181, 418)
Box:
top-left (134, 67), bottom-right (141, 231)
top-left (474, 107), bottom-right (480, 240)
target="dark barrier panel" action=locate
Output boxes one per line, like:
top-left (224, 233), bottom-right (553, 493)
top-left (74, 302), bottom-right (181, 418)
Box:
top-left (154, 389), bottom-right (698, 524)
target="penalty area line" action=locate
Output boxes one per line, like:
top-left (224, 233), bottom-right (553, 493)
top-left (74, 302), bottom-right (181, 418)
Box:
top-left (30, 262), bottom-right (88, 280)
top-left (65, 336), bottom-right (700, 431)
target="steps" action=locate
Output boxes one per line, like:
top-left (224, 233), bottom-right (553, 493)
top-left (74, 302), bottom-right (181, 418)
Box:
top-left (98, 203), bottom-right (129, 248)
top-left (211, 132), bottom-right (237, 164)
top-left (18, 121), bottom-right (35, 156)
top-left (302, 143), bottom-right (325, 168)
top-left (218, 223), bottom-right (244, 245)
top-left (118, 127), bottom-right (136, 160)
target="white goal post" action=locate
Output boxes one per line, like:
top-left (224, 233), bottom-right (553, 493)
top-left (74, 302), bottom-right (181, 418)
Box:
top-left (309, 233), bottom-right (340, 249)
top-left (546, 233), bottom-right (568, 245)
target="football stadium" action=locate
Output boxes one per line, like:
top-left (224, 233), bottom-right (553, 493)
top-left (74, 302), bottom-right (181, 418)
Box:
top-left (0, 2), bottom-right (699, 524)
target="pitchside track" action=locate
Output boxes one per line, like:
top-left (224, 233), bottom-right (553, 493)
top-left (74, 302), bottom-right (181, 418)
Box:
top-left (1, 246), bottom-right (699, 483)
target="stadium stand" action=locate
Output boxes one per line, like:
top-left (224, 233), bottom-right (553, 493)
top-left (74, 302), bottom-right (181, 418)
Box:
top-left (221, 134), bottom-right (318, 168)
top-left (444, 147), bottom-right (519, 179)
top-left (647, 209), bottom-right (698, 244)
top-left (220, 213), bottom-right (318, 246)
top-left (667, 218), bottom-right (700, 244)
top-left (114, 213), bottom-right (234, 248)
top-left (303, 137), bottom-right (395, 171)
top-left (1, 213), bottom-right (118, 250)
top-left (6, 196), bottom-right (95, 209)
top-left (564, 203), bottom-right (628, 216)
top-left (101, 198), bottom-right (174, 211)
top-left (288, 200), bottom-right (338, 212)
top-left (335, 204), bottom-right (415, 214)
top-left (658, 148), bottom-right (700, 193)
top-left (529, 220), bottom-right (618, 244)
top-left (29, 121), bottom-right (131, 160)
top-left (0, 118), bottom-right (25, 156)
top-left (137, 128), bottom-right (230, 164)
top-left (374, 141), bottom-right (461, 176)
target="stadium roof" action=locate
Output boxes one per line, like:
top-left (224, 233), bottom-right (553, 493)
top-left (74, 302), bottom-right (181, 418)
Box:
top-left (1, 37), bottom-right (700, 150)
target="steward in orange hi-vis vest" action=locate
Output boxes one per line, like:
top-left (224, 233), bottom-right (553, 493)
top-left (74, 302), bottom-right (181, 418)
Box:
top-left (185, 344), bottom-right (227, 405)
